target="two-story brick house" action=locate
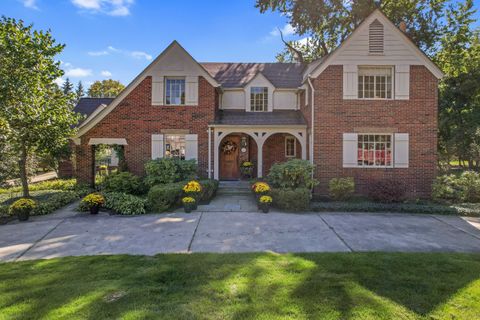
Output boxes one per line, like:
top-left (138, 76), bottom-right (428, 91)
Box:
top-left (72, 10), bottom-right (443, 197)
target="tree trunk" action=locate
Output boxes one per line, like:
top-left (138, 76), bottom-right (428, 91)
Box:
top-left (19, 144), bottom-right (30, 198)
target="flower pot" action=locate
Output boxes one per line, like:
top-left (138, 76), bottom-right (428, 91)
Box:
top-left (183, 202), bottom-right (195, 213)
top-left (90, 205), bottom-right (100, 215)
top-left (258, 203), bottom-right (270, 213)
top-left (17, 210), bottom-right (30, 221)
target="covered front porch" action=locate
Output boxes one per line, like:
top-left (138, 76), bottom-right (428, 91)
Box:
top-left (209, 125), bottom-right (307, 180)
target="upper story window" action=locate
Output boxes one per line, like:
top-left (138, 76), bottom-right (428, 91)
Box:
top-left (250, 87), bottom-right (268, 112)
top-left (358, 67), bottom-right (393, 99)
top-left (357, 134), bottom-right (392, 167)
top-left (165, 78), bottom-right (185, 105)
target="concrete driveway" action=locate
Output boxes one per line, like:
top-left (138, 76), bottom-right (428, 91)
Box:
top-left (1, 203), bottom-right (480, 262)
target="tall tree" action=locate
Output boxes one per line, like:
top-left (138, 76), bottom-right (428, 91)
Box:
top-left (256, 0), bottom-right (448, 62)
top-left (62, 77), bottom-right (73, 95)
top-left (87, 79), bottom-right (125, 98)
top-left (0, 17), bottom-right (80, 197)
top-left (75, 81), bottom-right (85, 102)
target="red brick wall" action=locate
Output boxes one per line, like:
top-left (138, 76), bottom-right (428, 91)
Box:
top-left (75, 76), bottom-right (216, 184)
top-left (263, 133), bottom-right (302, 175)
top-left (312, 65), bottom-right (438, 198)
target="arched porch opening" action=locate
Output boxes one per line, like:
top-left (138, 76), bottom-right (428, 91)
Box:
top-left (262, 133), bottom-right (303, 176)
top-left (218, 133), bottom-right (258, 181)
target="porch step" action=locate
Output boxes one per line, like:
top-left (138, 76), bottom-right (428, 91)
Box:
top-left (217, 181), bottom-right (251, 196)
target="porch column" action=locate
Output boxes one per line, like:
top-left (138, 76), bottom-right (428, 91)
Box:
top-left (208, 127), bottom-right (212, 179)
top-left (257, 139), bottom-right (264, 178)
top-left (213, 130), bottom-right (220, 180)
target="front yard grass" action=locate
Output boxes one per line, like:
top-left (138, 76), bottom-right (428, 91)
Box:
top-left (1, 252), bottom-right (479, 319)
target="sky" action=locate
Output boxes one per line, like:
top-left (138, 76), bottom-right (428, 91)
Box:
top-left (1, 0), bottom-right (479, 89)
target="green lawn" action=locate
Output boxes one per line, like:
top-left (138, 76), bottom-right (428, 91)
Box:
top-left (1, 253), bottom-right (479, 319)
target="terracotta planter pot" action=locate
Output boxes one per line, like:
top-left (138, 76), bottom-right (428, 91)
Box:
top-left (90, 205), bottom-right (100, 215)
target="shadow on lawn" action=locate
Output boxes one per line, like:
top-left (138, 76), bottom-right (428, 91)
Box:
top-left (0, 253), bottom-right (479, 319)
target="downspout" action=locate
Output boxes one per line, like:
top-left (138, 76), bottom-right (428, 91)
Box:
top-left (307, 77), bottom-right (315, 165)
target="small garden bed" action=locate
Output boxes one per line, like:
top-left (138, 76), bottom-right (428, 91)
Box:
top-left (311, 200), bottom-right (480, 216)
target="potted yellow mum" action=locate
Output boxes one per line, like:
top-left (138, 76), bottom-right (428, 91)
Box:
top-left (240, 161), bottom-right (254, 179)
top-left (9, 198), bottom-right (36, 221)
top-left (183, 180), bottom-right (202, 209)
top-left (258, 195), bottom-right (272, 213)
top-left (182, 197), bottom-right (196, 213)
top-left (81, 193), bottom-right (105, 215)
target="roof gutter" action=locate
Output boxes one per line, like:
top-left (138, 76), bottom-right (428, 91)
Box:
top-left (307, 76), bottom-right (315, 165)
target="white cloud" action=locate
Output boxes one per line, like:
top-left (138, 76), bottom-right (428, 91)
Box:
top-left (65, 67), bottom-right (93, 77)
top-left (54, 77), bottom-right (65, 86)
top-left (270, 24), bottom-right (296, 37)
top-left (87, 46), bottom-right (152, 61)
top-left (88, 50), bottom-right (109, 56)
top-left (130, 51), bottom-right (152, 61)
top-left (71, 0), bottom-right (134, 16)
top-left (100, 70), bottom-right (112, 77)
top-left (21, 0), bottom-right (39, 9)
top-left (297, 37), bottom-right (310, 46)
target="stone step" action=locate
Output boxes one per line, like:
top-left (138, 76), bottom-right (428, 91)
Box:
top-left (217, 189), bottom-right (252, 196)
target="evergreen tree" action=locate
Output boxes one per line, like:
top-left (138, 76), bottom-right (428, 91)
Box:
top-left (62, 77), bottom-right (73, 95)
top-left (75, 81), bottom-right (85, 102)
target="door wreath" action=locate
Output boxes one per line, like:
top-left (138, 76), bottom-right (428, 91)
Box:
top-left (221, 140), bottom-right (238, 155)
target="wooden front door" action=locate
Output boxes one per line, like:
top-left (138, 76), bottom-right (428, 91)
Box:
top-left (220, 136), bottom-right (240, 180)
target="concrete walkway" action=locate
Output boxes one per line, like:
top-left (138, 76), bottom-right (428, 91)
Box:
top-left (1, 201), bottom-right (480, 262)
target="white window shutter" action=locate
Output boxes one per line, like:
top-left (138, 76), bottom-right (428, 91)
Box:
top-left (151, 134), bottom-right (164, 159)
top-left (185, 134), bottom-right (198, 160)
top-left (343, 65), bottom-right (358, 99)
top-left (185, 76), bottom-right (198, 105)
top-left (394, 133), bottom-right (409, 168)
top-left (343, 133), bottom-right (358, 167)
top-left (395, 65), bottom-right (410, 100)
top-left (152, 76), bottom-right (164, 105)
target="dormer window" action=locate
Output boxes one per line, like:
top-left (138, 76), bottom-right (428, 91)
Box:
top-left (165, 77), bottom-right (185, 105)
top-left (250, 87), bottom-right (268, 112)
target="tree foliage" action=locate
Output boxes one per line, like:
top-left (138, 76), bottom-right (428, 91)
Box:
top-left (75, 81), bottom-right (85, 102)
top-left (0, 17), bottom-right (80, 196)
top-left (256, 0), bottom-right (448, 62)
top-left (62, 78), bottom-right (73, 95)
top-left (87, 79), bottom-right (125, 98)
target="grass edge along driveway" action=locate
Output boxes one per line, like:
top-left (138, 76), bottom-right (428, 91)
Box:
top-left (0, 252), bottom-right (479, 320)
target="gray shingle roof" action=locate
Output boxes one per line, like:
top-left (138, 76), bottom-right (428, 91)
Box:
top-left (74, 97), bottom-right (114, 126)
top-left (213, 110), bottom-right (307, 126)
top-left (200, 63), bottom-right (306, 88)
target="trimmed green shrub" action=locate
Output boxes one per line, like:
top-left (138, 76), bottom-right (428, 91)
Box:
top-left (433, 171), bottom-right (480, 203)
top-left (0, 205), bottom-right (8, 216)
top-left (147, 182), bottom-right (184, 212)
top-left (270, 188), bottom-right (311, 211)
top-left (329, 177), bottom-right (355, 201)
top-left (101, 172), bottom-right (144, 195)
top-left (144, 158), bottom-right (197, 187)
top-left (32, 191), bottom-right (80, 216)
top-left (199, 179), bottom-right (219, 204)
top-left (368, 179), bottom-right (406, 203)
top-left (103, 192), bottom-right (147, 215)
top-left (9, 198), bottom-right (36, 216)
top-left (0, 178), bottom-right (80, 194)
top-left (268, 159), bottom-right (318, 189)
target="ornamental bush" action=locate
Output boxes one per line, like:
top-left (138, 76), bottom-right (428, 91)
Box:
top-left (268, 159), bottom-right (318, 189)
top-left (147, 182), bottom-right (184, 212)
top-left (144, 158), bottom-right (197, 187)
top-left (329, 177), bottom-right (355, 201)
top-left (33, 191), bottom-right (80, 215)
top-left (433, 171), bottom-right (480, 203)
top-left (103, 192), bottom-right (147, 215)
top-left (198, 179), bottom-right (219, 204)
top-left (368, 179), bottom-right (407, 203)
top-left (270, 188), bottom-right (311, 211)
top-left (101, 172), bottom-right (144, 195)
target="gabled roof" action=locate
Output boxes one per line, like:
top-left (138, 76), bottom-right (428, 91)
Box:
top-left (74, 97), bottom-right (114, 126)
top-left (201, 62), bottom-right (305, 88)
top-left (305, 9), bottom-right (444, 80)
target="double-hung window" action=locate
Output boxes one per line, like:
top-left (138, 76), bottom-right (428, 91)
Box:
top-left (165, 135), bottom-right (186, 160)
top-left (357, 134), bottom-right (392, 167)
top-left (250, 87), bottom-right (268, 111)
top-left (285, 136), bottom-right (296, 157)
top-left (358, 67), bottom-right (393, 99)
top-left (165, 78), bottom-right (185, 105)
